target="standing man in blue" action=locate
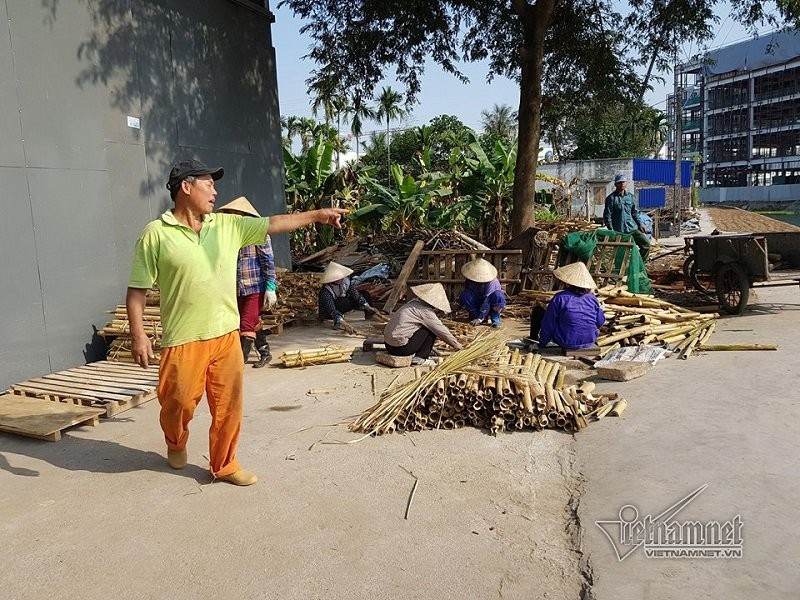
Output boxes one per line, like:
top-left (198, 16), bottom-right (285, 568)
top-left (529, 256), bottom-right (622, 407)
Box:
top-left (603, 174), bottom-right (650, 260)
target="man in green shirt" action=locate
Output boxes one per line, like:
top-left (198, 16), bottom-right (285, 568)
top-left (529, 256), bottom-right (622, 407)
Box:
top-left (127, 159), bottom-right (346, 486)
top-left (603, 174), bottom-right (650, 260)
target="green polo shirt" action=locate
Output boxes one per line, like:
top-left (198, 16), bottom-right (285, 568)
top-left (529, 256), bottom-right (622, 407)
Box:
top-left (128, 210), bottom-right (270, 347)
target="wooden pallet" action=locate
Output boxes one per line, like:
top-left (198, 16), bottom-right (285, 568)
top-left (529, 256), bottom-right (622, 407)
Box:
top-left (0, 393), bottom-right (105, 441)
top-left (261, 318), bottom-right (303, 335)
top-left (8, 360), bottom-right (160, 417)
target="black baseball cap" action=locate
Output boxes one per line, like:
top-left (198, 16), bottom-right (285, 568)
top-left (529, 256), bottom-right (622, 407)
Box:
top-left (166, 159), bottom-right (224, 191)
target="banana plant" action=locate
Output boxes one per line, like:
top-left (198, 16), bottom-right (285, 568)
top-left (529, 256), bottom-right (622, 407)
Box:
top-left (455, 134), bottom-right (517, 246)
top-left (283, 137), bottom-right (339, 250)
top-left (351, 164), bottom-right (453, 233)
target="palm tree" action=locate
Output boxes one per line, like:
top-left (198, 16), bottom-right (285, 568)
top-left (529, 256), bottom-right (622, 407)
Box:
top-left (281, 115), bottom-right (304, 149)
top-left (297, 117), bottom-right (318, 151)
top-left (310, 76), bottom-right (349, 168)
top-left (375, 86), bottom-right (407, 179)
top-left (344, 92), bottom-right (377, 160)
top-left (480, 104), bottom-right (518, 145)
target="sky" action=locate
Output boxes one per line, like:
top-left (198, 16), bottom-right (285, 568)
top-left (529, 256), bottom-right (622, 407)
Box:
top-left (270, 3), bottom-right (774, 138)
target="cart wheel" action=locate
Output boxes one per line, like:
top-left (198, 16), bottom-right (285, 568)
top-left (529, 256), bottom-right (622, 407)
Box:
top-left (682, 256), bottom-right (714, 294)
top-left (682, 255), bottom-right (693, 279)
top-left (715, 263), bottom-right (750, 315)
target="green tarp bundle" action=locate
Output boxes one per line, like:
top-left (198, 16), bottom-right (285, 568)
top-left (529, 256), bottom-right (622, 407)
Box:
top-left (559, 229), bottom-right (652, 294)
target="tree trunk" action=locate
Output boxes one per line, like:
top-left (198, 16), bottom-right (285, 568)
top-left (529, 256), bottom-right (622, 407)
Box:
top-left (386, 119), bottom-right (391, 183)
top-left (511, 0), bottom-right (557, 237)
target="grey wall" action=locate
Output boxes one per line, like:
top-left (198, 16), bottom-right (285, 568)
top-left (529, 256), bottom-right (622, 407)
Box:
top-left (0, 0), bottom-right (287, 389)
top-left (700, 183), bottom-right (800, 204)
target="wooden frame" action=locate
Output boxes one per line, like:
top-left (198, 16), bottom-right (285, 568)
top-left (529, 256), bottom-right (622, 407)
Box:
top-left (406, 249), bottom-right (524, 300)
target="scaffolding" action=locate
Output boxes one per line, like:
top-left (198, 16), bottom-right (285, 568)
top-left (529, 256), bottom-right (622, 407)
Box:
top-left (667, 31), bottom-right (800, 196)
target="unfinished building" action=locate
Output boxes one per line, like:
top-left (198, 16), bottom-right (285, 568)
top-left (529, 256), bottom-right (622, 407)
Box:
top-left (667, 30), bottom-right (800, 204)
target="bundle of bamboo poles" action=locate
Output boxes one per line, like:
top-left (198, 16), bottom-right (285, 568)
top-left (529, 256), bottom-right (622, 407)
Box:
top-left (274, 272), bottom-right (322, 320)
top-left (107, 335), bottom-right (162, 364)
top-left (279, 346), bottom-right (353, 367)
top-left (100, 294), bottom-right (162, 362)
top-left (517, 285), bottom-right (717, 360)
top-left (351, 332), bottom-right (624, 436)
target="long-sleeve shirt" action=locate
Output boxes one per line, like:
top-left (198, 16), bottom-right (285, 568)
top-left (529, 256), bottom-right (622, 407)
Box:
top-left (603, 191), bottom-right (642, 234)
top-left (384, 299), bottom-right (462, 350)
top-left (538, 289), bottom-right (605, 350)
top-left (459, 278), bottom-right (506, 320)
top-left (318, 278), bottom-right (368, 321)
top-left (236, 236), bottom-right (276, 297)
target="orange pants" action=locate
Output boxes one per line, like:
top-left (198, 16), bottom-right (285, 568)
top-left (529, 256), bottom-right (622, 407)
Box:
top-left (157, 331), bottom-right (244, 477)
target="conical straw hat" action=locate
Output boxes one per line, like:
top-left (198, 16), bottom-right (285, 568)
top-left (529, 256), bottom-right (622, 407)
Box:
top-left (553, 262), bottom-right (597, 290)
top-left (217, 196), bottom-right (261, 217)
top-left (461, 258), bottom-right (498, 283)
top-left (411, 283), bottom-right (451, 313)
top-left (319, 261), bottom-right (354, 284)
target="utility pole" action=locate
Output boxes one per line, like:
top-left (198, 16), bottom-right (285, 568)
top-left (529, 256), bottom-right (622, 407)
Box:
top-left (673, 59), bottom-right (683, 230)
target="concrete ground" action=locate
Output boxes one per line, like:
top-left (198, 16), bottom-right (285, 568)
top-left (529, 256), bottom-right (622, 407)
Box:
top-left (578, 211), bottom-right (800, 599)
top-left (2, 209), bottom-right (799, 599)
top-left (0, 319), bottom-right (589, 600)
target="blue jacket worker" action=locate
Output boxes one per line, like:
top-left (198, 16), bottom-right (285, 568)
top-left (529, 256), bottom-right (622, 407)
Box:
top-left (530, 262), bottom-right (606, 351)
top-left (458, 258), bottom-right (506, 327)
top-left (603, 174), bottom-right (651, 260)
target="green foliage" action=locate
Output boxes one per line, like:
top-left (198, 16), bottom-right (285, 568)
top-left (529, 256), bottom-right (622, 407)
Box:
top-left (280, 0), bottom-right (800, 235)
top-left (480, 103), bottom-right (518, 149)
top-left (452, 134), bottom-right (518, 246)
top-left (283, 136), bottom-right (343, 251)
top-left (350, 164), bottom-right (454, 234)
top-left (568, 102), bottom-right (669, 159)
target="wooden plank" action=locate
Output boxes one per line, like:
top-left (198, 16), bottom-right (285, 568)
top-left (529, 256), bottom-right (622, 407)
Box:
top-left (80, 363), bottom-right (159, 380)
top-left (383, 240), bottom-right (425, 313)
top-left (0, 394), bottom-right (104, 441)
top-left (10, 383), bottom-right (111, 404)
top-left (72, 366), bottom-right (158, 385)
top-left (417, 249), bottom-right (523, 256)
top-left (58, 369), bottom-right (157, 389)
top-left (77, 362), bottom-right (159, 377)
top-left (91, 360), bottom-right (159, 374)
top-left (13, 379), bottom-right (132, 402)
top-left (103, 391), bottom-right (157, 417)
top-left (38, 374), bottom-right (151, 397)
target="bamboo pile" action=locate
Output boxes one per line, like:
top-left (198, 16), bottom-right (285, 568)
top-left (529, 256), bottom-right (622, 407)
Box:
top-left (99, 292), bottom-right (162, 363)
top-left (351, 332), bottom-right (624, 436)
top-left (100, 305), bottom-right (162, 337)
top-left (273, 272), bottom-right (320, 320)
top-left (279, 346), bottom-right (353, 367)
top-left (517, 285), bottom-right (717, 360)
top-left (107, 336), bottom-right (162, 364)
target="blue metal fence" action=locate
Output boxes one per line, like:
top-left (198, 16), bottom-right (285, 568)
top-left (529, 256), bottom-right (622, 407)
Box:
top-left (633, 159), bottom-right (693, 187)
top-left (638, 188), bottom-right (667, 208)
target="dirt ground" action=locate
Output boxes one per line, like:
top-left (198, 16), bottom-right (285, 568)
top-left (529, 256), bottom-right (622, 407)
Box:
top-left (704, 206), bottom-right (800, 233)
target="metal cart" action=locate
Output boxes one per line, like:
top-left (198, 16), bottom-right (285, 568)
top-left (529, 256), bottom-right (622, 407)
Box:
top-left (683, 232), bottom-right (800, 315)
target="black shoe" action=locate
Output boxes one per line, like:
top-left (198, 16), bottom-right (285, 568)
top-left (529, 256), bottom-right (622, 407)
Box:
top-left (254, 346), bottom-right (271, 368)
top-left (253, 330), bottom-right (271, 368)
top-left (240, 336), bottom-right (254, 363)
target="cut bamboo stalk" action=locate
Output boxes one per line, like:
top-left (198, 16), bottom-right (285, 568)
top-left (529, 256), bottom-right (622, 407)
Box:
top-left (545, 363), bottom-right (559, 389)
top-left (597, 323), bottom-right (653, 346)
top-left (699, 343), bottom-right (777, 351)
top-left (522, 384), bottom-right (533, 412)
top-left (609, 399), bottom-right (628, 416)
top-left (555, 365), bottom-right (566, 390)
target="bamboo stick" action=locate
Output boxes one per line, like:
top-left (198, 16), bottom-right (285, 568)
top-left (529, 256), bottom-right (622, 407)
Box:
top-left (699, 343), bottom-right (778, 351)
